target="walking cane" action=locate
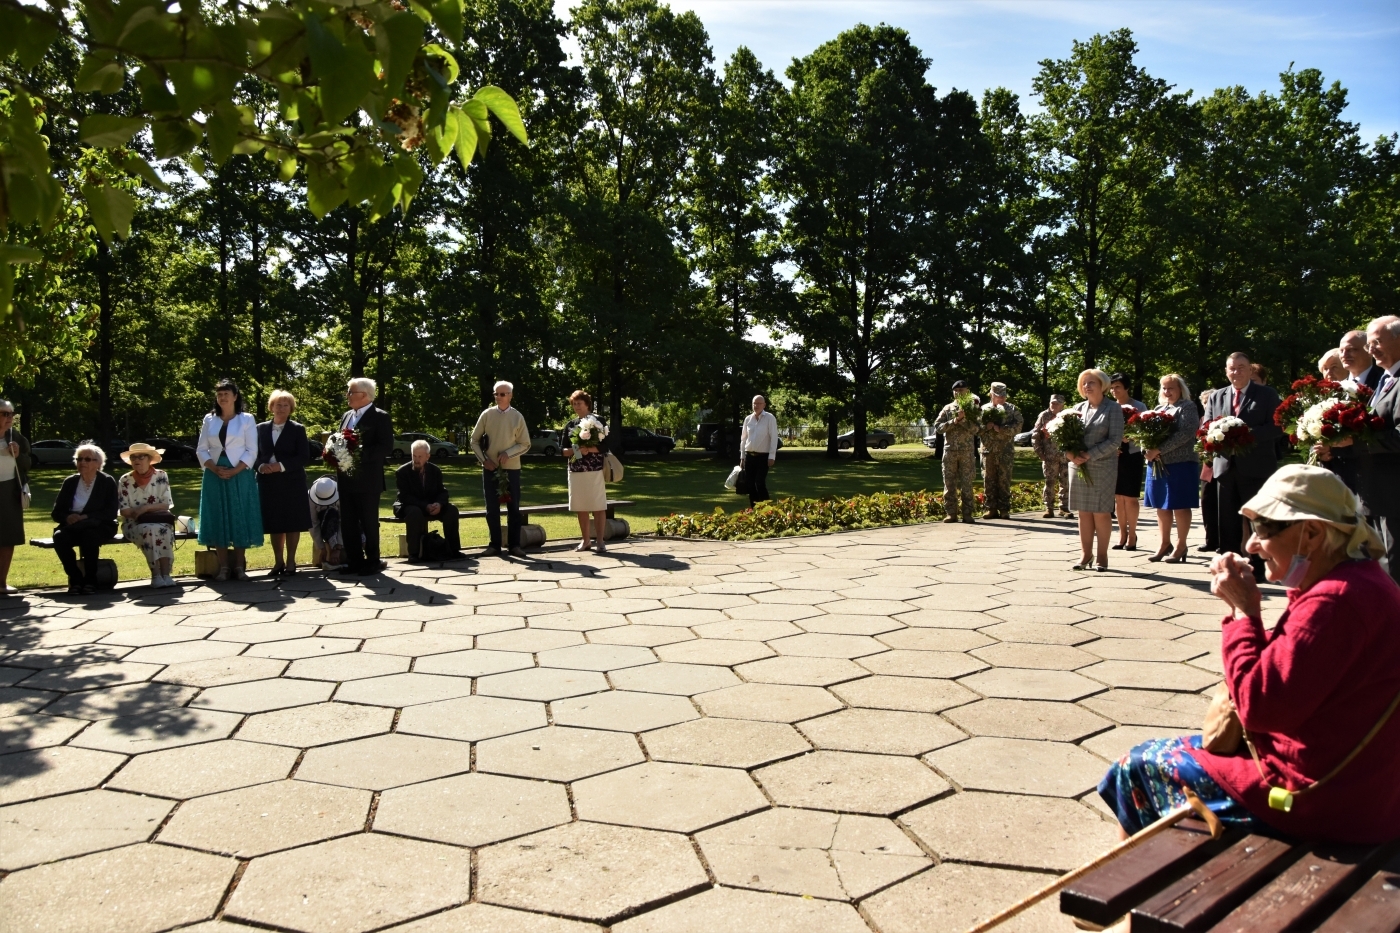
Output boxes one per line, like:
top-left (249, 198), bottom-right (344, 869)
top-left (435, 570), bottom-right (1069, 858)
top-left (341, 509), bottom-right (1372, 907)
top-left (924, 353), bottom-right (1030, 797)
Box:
top-left (963, 789), bottom-right (1224, 933)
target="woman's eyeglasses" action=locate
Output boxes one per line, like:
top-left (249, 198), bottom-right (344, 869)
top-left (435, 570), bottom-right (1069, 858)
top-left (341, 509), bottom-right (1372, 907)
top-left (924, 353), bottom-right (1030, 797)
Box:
top-left (1248, 518), bottom-right (1297, 540)
top-left (130, 455), bottom-right (151, 461)
top-left (75, 457), bottom-right (99, 463)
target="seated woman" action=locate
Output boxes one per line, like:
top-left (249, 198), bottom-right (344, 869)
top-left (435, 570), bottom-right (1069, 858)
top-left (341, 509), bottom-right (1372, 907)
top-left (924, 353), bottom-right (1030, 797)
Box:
top-left (51, 442), bottom-right (119, 594)
top-left (117, 442), bottom-right (177, 589)
top-left (1099, 465), bottom-right (1400, 844)
top-left (308, 477), bottom-right (345, 570)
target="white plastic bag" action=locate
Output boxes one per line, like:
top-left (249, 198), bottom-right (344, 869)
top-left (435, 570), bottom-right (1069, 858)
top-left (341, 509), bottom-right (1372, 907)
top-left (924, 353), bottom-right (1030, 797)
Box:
top-left (724, 465), bottom-right (742, 490)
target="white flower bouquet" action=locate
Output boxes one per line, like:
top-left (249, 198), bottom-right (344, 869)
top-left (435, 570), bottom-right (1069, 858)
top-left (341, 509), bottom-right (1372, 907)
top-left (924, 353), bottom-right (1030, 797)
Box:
top-left (569, 415), bottom-right (608, 459)
top-left (321, 428), bottom-right (360, 475)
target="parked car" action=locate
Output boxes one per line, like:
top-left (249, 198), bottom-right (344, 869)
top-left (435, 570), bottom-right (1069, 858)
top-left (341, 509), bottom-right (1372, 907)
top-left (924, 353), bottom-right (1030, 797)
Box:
top-left (528, 429), bottom-right (562, 457)
top-left (100, 438), bottom-right (130, 462)
top-left (1013, 430), bottom-right (1034, 447)
top-left (701, 424), bottom-right (783, 453)
top-left (837, 429), bottom-right (895, 450)
top-left (28, 439), bottom-right (78, 468)
top-left (390, 433), bottom-right (458, 461)
top-left (618, 426), bottom-right (675, 455)
top-left (145, 436), bottom-right (199, 463)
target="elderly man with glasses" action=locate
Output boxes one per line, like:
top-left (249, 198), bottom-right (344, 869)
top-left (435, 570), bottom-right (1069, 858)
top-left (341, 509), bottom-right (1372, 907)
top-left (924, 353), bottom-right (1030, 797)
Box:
top-left (337, 377), bottom-right (394, 575)
top-left (471, 381), bottom-right (532, 557)
top-left (0, 401), bottom-right (30, 594)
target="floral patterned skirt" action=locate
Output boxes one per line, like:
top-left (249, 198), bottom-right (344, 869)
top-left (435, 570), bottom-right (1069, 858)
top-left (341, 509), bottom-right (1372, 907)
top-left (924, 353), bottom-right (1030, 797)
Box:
top-left (1098, 734), bottom-right (1264, 834)
top-left (124, 520), bottom-right (174, 569)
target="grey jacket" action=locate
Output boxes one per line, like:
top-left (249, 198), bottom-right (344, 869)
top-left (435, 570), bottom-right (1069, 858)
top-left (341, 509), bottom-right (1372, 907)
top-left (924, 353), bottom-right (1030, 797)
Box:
top-left (1075, 399), bottom-right (1124, 463)
top-left (1153, 402), bottom-right (1200, 466)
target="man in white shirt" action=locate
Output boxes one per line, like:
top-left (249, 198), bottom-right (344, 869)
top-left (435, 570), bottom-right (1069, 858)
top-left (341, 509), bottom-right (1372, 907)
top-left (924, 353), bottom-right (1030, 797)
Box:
top-left (470, 381), bottom-right (532, 557)
top-left (739, 395), bottom-right (778, 506)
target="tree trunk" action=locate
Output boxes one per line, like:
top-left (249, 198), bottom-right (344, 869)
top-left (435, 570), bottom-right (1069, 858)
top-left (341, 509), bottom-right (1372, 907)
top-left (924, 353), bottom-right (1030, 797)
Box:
top-left (345, 213), bottom-right (366, 377)
top-left (1084, 195), bottom-right (1100, 371)
top-left (1130, 275), bottom-right (1146, 400)
top-left (826, 343), bottom-right (840, 458)
top-left (375, 278), bottom-right (387, 412)
top-left (249, 195), bottom-right (265, 419)
top-left (95, 238), bottom-right (114, 445)
top-left (217, 167), bottom-right (231, 373)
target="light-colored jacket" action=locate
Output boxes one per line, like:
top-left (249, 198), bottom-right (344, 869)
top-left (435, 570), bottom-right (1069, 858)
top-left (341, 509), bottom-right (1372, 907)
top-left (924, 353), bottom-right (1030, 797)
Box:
top-left (740, 411), bottom-right (779, 458)
top-left (471, 406), bottom-right (531, 470)
top-left (196, 412), bottom-right (258, 469)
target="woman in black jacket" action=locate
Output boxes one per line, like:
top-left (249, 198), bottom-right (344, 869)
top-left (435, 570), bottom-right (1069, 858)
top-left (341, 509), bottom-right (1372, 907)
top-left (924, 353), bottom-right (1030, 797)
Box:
top-left (254, 389), bottom-right (313, 574)
top-left (52, 442), bottom-right (119, 593)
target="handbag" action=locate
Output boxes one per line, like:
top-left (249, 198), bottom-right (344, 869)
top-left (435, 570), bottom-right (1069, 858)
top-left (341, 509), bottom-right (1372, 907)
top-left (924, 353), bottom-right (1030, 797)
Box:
top-left (20, 483), bottom-right (30, 510)
top-left (603, 452), bottom-right (624, 483)
top-left (724, 465), bottom-right (742, 490)
top-left (140, 510), bottom-right (178, 526)
top-left (1202, 686), bottom-right (1243, 754)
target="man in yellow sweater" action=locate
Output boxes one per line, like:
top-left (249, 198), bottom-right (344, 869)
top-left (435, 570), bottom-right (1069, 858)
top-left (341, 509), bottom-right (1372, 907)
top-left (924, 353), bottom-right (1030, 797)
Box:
top-left (471, 381), bottom-right (532, 556)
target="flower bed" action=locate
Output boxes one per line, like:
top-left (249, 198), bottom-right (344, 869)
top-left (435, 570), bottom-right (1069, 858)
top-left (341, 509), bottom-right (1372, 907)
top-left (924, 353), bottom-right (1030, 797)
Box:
top-left (657, 481), bottom-right (1045, 541)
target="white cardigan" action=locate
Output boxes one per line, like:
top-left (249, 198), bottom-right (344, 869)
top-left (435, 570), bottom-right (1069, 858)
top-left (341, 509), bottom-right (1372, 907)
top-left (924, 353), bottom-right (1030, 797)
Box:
top-left (196, 411), bottom-right (258, 469)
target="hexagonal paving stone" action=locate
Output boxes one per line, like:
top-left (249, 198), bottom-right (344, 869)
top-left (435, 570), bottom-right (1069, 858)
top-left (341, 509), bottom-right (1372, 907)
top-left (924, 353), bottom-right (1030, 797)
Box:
top-left (333, 672), bottom-right (476, 707)
top-left (0, 686), bottom-right (58, 718)
top-left (396, 695), bottom-right (547, 742)
top-left (926, 736), bottom-right (1107, 797)
top-left (984, 605), bottom-right (1091, 626)
top-left (859, 649), bottom-right (988, 679)
top-left (1081, 638), bottom-right (1203, 663)
top-left (765, 632), bottom-right (887, 659)
top-left (830, 675), bottom-right (979, 713)
top-left (877, 628), bottom-right (995, 652)
top-left (608, 662), bottom-right (740, 696)
top-left (799, 708), bottom-right (966, 755)
top-left (237, 702), bottom-right (394, 748)
top-left (0, 788), bottom-right (173, 869)
top-left (538, 643), bottom-right (657, 671)
top-left (477, 627), bottom-right (585, 652)
top-left (573, 760), bottom-right (768, 832)
top-left (0, 713), bottom-right (87, 752)
top-left (155, 656), bottom-right (287, 687)
top-left (124, 640), bottom-right (249, 666)
top-left (295, 733), bottom-right (469, 790)
top-left (896, 609), bottom-right (1001, 630)
top-left (976, 620), bottom-right (1097, 645)
top-left (735, 656), bottom-right (868, 686)
top-left (1079, 660), bottom-right (1219, 692)
top-left (643, 717), bottom-right (809, 769)
top-left (38, 681), bottom-right (198, 720)
top-left (285, 652), bottom-right (413, 683)
top-left (957, 668), bottom-right (1105, 702)
top-left (476, 667), bottom-right (609, 702)
top-left (654, 638), bottom-right (775, 666)
top-left (1077, 617), bottom-right (1190, 639)
top-left (361, 632), bottom-right (477, 657)
top-left (225, 832), bottom-right (472, 933)
top-left (316, 619), bottom-right (422, 640)
top-left (106, 738), bottom-right (297, 798)
top-left (696, 683), bottom-right (843, 723)
top-left (97, 624), bottom-right (213, 647)
top-left (0, 746), bottom-right (125, 805)
top-left (756, 750), bottom-right (950, 815)
top-left (943, 699), bottom-right (1113, 742)
top-left (970, 642), bottom-right (1098, 671)
top-left (797, 613), bottom-right (905, 636)
top-left (475, 724), bottom-right (641, 781)
top-left (158, 779), bottom-right (370, 856)
top-left (477, 821), bottom-right (707, 924)
top-left (552, 690), bottom-right (698, 733)
top-left (210, 621), bottom-right (317, 643)
top-left (1080, 725), bottom-right (1178, 763)
top-left (695, 807), bottom-right (930, 901)
top-left (1075, 601), bottom-right (1179, 621)
top-left (1079, 688), bottom-right (1209, 728)
top-left (902, 791), bottom-right (1118, 871)
top-left (191, 676), bottom-right (334, 714)
top-left (632, 606), bottom-right (731, 625)
top-left (0, 843), bottom-right (236, 933)
top-left (412, 649), bottom-right (533, 677)
top-left (529, 611), bottom-right (631, 632)
top-left (694, 618), bottom-right (805, 641)
top-left (18, 660), bottom-right (164, 692)
top-left (588, 625), bottom-right (694, 647)
top-left (614, 886), bottom-right (870, 933)
top-left (70, 707), bottom-right (242, 754)
top-left (388, 903), bottom-right (602, 933)
top-left (245, 636), bottom-right (361, 660)
top-left (862, 860), bottom-right (1068, 933)
top-left (374, 772), bottom-right (570, 846)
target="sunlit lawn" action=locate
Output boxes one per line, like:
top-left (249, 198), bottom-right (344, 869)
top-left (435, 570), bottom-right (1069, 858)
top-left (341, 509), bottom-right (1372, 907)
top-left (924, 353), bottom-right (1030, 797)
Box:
top-left (11, 447), bottom-right (1046, 589)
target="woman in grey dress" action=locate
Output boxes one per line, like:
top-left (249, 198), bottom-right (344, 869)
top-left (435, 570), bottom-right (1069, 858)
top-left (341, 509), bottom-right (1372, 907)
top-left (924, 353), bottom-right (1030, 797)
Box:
top-left (1067, 368), bottom-right (1124, 571)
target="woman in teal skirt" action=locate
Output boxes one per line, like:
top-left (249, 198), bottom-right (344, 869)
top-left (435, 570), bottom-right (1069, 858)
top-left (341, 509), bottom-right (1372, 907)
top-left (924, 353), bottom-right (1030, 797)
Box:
top-left (196, 378), bottom-right (263, 580)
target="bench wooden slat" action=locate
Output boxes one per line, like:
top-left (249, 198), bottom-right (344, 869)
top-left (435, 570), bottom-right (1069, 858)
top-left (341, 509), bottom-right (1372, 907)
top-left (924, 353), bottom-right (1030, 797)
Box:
top-left (1312, 851), bottom-right (1400, 933)
top-left (1210, 843), bottom-right (1386, 933)
top-left (1060, 820), bottom-right (1240, 926)
top-left (1132, 834), bottom-right (1302, 933)
top-left (29, 532), bottom-right (197, 549)
top-left (384, 500), bottom-right (635, 522)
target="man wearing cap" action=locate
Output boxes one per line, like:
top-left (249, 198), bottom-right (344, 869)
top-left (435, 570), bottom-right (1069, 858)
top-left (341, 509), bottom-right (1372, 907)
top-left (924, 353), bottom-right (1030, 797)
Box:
top-left (979, 382), bottom-right (1023, 519)
top-left (308, 476), bottom-right (345, 570)
top-left (933, 381), bottom-right (980, 523)
top-left (1032, 394), bottom-right (1071, 519)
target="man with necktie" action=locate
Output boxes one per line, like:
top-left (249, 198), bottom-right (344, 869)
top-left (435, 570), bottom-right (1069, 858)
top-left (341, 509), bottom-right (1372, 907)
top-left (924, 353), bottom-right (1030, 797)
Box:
top-left (1200, 352), bottom-right (1282, 580)
top-left (337, 377), bottom-right (394, 575)
top-left (1316, 330), bottom-right (1384, 494)
top-left (1341, 316), bottom-right (1400, 584)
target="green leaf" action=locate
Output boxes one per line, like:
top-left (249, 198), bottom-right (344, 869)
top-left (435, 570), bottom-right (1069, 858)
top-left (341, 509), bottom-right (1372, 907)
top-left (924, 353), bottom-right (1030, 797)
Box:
top-left (422, 43), bottom-right (459, 87)
top-left (472, 86), bottom-right (528, 143)
top-left (205, 103), bottom-right (241, 164)
top-left (79, 115), bottom-right (146, 148)
top-left (75, 56), bottom-right (126, 94)
top-left (425, 107), bottom-right (458, 164)
top-left (305, 15), bottom-right (377, 125)
top-left (0, 245), bottom-right (41, 265)
top-left (345, 150), bottom-right (387, 206)
top-left (452, 108), bottom-right (479, 169)
top-left (431, 0), bottom-right (464, 44)
top-left (150, 119), bottom-right (199, 159)
top-left (380, 12), bottom-right (424, 101)
top-left (278, 156), bottom-right (299, 183)
top-left (14, 8), bottom-right (59, 71)
top-left (120, 154), bottom-right (170, 192)
top-left (81, 184), bottom-right (137, 244)
top-left (305, 163), bottom-right (348, 218)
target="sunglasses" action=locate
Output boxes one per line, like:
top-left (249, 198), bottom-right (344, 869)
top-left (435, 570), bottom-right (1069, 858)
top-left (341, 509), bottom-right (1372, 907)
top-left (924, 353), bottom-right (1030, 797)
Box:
top-left (495, 392), bottom-right (510, 397)
top-left (0, 411), bottom-right (13, 417)
top-left (76, 457), bottom-right (99, 463)
top-left (1247, 518), bottom-right (1297, 540)
top-left (130, 454), bottom-right (151, 461)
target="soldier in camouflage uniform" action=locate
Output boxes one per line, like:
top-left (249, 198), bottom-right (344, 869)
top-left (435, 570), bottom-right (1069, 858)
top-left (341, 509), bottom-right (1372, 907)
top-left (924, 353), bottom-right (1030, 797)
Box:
top-left (933, 380), bottom-right (980, 523)
top-left (1032, 394), bottom-right (1071, 518)
top-left (979, 382), bottom-right (1023, 519)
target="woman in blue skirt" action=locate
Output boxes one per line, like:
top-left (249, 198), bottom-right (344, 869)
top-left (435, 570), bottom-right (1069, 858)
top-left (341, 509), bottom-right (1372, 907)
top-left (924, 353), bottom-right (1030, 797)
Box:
top-left (196, 378), bottom-right (263, 580)
top-left (1144, 373), bottom-right (1200, 563)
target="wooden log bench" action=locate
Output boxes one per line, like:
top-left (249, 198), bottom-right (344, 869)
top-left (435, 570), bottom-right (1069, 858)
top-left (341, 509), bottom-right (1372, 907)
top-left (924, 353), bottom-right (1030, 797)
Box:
top-left (383, 500), bottom-right (635, 554)
top-left (1059, 818), bottom-right (1400, 933)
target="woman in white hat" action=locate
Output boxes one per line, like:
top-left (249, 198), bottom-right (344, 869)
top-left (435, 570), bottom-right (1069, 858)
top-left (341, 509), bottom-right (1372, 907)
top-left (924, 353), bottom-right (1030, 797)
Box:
top-left (307, 476), bottom-right (345, 570)
top-left (117, 442), bottom-right (177, 588)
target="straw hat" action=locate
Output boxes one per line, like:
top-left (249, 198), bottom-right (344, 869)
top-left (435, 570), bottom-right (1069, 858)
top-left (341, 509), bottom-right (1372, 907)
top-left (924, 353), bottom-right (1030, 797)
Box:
top-left (120, 442), bottom-right (163, 466)
top-left (1242, 464), bottom-right (1384, 560)
top-left (310, 476), bottom-right (340, 506)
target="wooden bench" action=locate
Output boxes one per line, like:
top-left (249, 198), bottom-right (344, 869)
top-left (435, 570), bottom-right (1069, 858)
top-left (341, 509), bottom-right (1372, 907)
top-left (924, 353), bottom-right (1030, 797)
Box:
top-left (1060, 818), bottom-right (1400, 932)
top-left (383, 500), bottom-right (635, 553)
top-left (29, 531), bottom-right (197, 549)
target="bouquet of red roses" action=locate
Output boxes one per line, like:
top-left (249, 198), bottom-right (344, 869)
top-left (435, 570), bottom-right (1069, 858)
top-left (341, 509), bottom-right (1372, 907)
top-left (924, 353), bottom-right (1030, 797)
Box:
top-left (1296, 387), bottom-right (1383, 464)
top-left (1195, 416), bottom-right (1255, 462)
top-left (1274, 375), bottom-right (1346, 443)
top-left (1123, 409), bottom-right (1177, 477)
top-left (322, 428), bottom-right (361, 475)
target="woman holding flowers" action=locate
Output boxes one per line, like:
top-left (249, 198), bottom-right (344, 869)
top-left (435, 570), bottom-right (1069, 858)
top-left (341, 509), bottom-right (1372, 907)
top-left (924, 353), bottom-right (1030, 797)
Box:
top-left (1142, 374), bottom-right (1200, 563)
top-left (1068, 369), bottom-right (1124, 571)
top-left (196, 378), bottom-right (263, 581)
top-left (562, 390), bottom-right (609, 553)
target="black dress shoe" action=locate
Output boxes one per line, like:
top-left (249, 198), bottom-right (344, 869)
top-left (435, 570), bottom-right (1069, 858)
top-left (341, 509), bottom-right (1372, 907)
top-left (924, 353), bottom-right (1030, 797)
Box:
top-left (508, 547), bottom-right (528, 558)
top-left (1196, 543), bottom-right (1214, 551)
top-left (356, 560), bottom-right (389, 576)
top-left (482, 545), bottom-right (502, 557)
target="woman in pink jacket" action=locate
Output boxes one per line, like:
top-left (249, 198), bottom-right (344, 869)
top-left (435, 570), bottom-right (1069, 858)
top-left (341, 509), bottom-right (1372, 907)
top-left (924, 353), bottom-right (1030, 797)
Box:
top-left (1099, 465), bottom-right (1400, 844)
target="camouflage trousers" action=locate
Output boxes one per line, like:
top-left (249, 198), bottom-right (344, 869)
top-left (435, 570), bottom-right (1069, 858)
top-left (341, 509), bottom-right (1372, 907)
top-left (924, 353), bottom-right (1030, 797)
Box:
top-left (981, 447), bottom-right (1014, 515)
top-left (1041, 457), bottom-right (1069, 512)
top-left (942, 446), bottom-right (976, 520)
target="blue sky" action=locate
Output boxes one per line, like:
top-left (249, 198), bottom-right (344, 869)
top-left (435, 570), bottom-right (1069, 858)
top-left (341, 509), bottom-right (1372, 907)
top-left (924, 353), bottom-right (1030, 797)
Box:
top-left (557, 0), bottom-right (1400, 143)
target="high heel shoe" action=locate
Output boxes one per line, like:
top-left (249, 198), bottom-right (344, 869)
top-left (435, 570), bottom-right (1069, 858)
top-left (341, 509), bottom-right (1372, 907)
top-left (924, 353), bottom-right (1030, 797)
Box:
top-left (1070, 558), bottom-right (1093, 571)
top-left (1147, 545), bottom-right (1172, 563)
top-left (1165, 544), bottom-right (1189, 563)
top-left (1125, 534), bottom-right (1138, 552)
top-left (1111, 541), bottom-right (1126, 551)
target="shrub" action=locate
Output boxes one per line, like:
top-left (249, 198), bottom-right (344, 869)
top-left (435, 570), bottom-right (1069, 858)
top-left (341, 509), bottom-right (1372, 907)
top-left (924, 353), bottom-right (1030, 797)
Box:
top-left (657, 482), bottom-right (1045, 540)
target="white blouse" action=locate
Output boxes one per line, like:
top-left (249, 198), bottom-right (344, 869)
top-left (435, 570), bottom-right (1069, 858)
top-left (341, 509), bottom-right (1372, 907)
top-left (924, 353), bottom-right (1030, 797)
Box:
top-left (196, 411), bottom-right (258, 469)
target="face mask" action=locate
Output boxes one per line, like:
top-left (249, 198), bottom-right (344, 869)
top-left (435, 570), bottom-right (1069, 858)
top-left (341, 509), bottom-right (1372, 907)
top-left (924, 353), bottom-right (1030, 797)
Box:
top-left (1281, 554), bottom-right (1310, 589)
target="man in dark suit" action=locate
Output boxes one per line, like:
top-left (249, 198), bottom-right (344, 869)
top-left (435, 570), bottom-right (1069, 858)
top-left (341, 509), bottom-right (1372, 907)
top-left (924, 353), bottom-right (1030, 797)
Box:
top-left (337, 377), bottom-right (393, 575)
top-left (1355, 316), bottom-right (1400, 584)
top-left (1197, 388), bottom-right (1220, 551)
top-left (394, 440), bottom-right (461, 561)
top-left (1318, 329), bottom-right (1384, 494)
top-left (1201, 352), bottom-right (1282, 580)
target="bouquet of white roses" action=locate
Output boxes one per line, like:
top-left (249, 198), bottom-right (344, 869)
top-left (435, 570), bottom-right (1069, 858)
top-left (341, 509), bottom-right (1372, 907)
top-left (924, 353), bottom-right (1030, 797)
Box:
top-left (569, 415), bottom-right (609, 459)
top-left (1046, 410), bottom-right (1091, 484)
top-left (981, 403), bottom-right (1007, 427)
top-left (322, 428), bottom-right (360, 475)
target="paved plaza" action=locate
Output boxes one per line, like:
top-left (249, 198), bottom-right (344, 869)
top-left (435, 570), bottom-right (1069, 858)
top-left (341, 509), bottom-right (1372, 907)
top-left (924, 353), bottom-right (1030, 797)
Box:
top-left (0, 517), bottom-right (1283, 933)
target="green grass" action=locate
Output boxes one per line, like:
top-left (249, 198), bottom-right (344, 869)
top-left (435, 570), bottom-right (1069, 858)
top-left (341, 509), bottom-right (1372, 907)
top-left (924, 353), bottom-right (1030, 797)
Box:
top-left (11, 448), bottom-right (1047, 589)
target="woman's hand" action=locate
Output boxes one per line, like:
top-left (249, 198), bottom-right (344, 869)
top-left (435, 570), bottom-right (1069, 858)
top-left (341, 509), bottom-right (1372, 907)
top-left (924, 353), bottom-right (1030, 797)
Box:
top-left (1209, 552), bottom-right (1262, 620)
top-left (6, 441), bottom-right (18, 458)
top-left (1311, 443), bottom-right (1332, 462)
top-left (1145, 448), bottom-right (1160, 462)
top-left (562, 447), bottom-right (573, 458)
top-left (1330, 437), bottom-right (1354, 448)
top-left (66, 513), bottom-right (83, 525)
top-left (579, 446), bottom-right (599, 455)
top-left (1072, 453), bottom-right (1089, 466)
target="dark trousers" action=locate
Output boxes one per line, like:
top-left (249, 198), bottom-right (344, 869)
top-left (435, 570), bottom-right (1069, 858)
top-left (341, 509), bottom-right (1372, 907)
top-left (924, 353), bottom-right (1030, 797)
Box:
top-left (338, 477), bottom-right (382, 570)
top-left (1217, 468), bottom-right (1266, 576)
top-left (53, 522), bottom-right (113, 585)
top-left (1201, 478), bottom-right (1219, 549)
top-left (397, 503), bottom-right (460, 556)
top-left (483, 468), bottom-right (521, 548)
top-left (744, 451), bottom-right (771, 505)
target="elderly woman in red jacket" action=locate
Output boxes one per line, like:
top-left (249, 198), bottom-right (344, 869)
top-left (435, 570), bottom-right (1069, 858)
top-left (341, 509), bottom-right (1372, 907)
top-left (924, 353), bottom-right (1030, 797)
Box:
top-left (1099, 464), bottom-right (1400, 844)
